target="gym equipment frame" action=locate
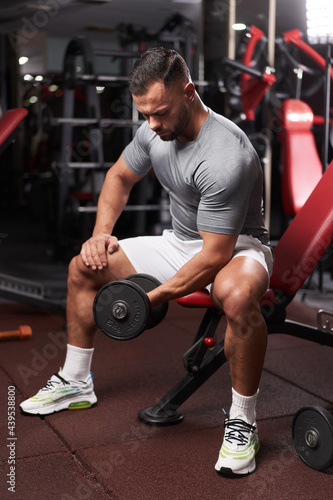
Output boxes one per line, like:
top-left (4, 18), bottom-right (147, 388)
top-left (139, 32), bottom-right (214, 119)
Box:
top-left (0, 108), bottom-right (66, 314)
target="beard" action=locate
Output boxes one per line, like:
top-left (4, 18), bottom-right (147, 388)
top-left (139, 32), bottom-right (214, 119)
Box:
top-left (157, 103), bottom-right (191, 141)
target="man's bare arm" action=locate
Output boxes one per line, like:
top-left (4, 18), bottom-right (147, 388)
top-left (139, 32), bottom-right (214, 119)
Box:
top-left (80, 154), bottom-right (143, 270)
top-left (147, 231), bottom-right (238, 307)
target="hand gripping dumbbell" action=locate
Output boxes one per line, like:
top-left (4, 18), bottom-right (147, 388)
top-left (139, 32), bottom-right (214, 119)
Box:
top-left (93, 274), bottom-right (168, 341)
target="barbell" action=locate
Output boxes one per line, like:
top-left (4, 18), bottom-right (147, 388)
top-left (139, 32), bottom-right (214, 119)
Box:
top-left (93, 273), bottom-right (168, 341)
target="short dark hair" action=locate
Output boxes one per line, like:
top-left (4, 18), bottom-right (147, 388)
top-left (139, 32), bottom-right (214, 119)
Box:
top-left (128, 46), bottom-right (191, 95)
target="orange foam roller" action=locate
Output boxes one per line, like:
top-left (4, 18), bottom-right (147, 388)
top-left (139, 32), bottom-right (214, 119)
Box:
top-left (0, 325), bottom-right (32, 341)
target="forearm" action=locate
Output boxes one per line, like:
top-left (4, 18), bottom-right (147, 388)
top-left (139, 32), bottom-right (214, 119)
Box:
top-left (148, 233), bottom-right (237, 307)
top-left (147, 256), bottom-right (220, 307)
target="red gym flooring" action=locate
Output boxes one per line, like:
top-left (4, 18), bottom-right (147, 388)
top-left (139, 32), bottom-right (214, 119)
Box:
top-left (1, 292), bottom-right (333, 500)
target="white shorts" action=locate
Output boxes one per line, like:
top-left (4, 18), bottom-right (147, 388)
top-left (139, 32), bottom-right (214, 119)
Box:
top-left (119, 230), bottom-right (273, 289)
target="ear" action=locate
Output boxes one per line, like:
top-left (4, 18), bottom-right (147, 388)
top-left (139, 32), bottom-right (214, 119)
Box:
top-left (184, 82), bottom-right (195, 102)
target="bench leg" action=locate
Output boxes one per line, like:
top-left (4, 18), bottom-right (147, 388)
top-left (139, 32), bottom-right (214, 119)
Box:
top-left (139, 308), bottom-right (227, 426)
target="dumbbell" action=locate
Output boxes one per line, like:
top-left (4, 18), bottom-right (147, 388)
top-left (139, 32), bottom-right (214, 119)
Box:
top-left (93, 274), bottom-right (168, 341)
top-left (0, 325), bottom-right (32, 341)
top-left (292, 405), bottom-right (333, 471)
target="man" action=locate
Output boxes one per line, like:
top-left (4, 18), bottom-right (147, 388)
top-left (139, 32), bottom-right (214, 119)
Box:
top-left (20, 47), bottom-right (273, 476)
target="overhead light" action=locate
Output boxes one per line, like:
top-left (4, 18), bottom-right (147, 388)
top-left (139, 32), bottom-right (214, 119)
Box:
top-left (35, 75), bottom-right (43, 82)
top-left (19, 56), bottom-right (29, 65)
top-left (23, 74), bottom-right (34, 81)
top-left (306, 0), bottom-right (333, 44)
top-left (232, 23), bottom-right (247, 31)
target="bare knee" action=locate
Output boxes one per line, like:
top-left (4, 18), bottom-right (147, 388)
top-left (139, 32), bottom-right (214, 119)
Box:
top-left (67, 249), bottom-right (135, 293)
top-left (211, 280), bottom-right (262, 325)
top-left (68, 255), bottom-right (98, 291)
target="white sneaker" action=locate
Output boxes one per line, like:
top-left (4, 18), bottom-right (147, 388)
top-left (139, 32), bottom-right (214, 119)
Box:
top-left (20, 370), bottom-right (97, 416)
top-left (215, 414), bottom-right (259, 476)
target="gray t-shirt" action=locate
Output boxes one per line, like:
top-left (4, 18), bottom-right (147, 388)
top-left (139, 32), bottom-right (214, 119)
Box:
top-left (123, 108), bottom-right (268, 244)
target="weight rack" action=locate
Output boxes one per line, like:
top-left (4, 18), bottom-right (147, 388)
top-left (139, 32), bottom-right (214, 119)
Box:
top-left (50, 20), bottom-right (200, 248)
top-left (0, 272), bottom-right (66, 314)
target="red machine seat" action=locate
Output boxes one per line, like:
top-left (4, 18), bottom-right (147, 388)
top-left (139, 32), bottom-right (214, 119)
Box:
top-left (176, 287), bottom-right (275, 309)
top-left (279, 99), bottom-right (322, 216)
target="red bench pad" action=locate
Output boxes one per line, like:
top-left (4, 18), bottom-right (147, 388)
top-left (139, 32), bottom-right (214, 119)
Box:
top-left (271, 159), bottom-right (333, 295)
top-left (176, 288), bottom-right (275, 309)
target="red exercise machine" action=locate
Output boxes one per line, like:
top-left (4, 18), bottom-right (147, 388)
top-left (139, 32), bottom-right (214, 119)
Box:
top-left (225, 26), bottom-right (333, 222)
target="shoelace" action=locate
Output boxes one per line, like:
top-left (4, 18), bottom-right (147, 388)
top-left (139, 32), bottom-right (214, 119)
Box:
top-left (42, 373), bottom-right (69, 391)
top-left (224, 418), bottom-right (256, 446)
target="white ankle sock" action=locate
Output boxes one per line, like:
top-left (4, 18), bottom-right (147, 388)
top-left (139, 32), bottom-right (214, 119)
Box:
top-left (62, 344), bottom-right (94, 382)
top-left (229, 387), bottom-right (259, 424)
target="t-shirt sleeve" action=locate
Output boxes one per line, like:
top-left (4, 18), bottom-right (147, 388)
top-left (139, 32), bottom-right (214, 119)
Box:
top-left (194, 151), bottom-right (257, 235)
top-left (122, 123), bottom-right (153, 176)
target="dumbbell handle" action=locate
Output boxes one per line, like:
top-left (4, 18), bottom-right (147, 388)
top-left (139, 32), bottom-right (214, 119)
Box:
top-left (0, 325), bottom-right (32, 341)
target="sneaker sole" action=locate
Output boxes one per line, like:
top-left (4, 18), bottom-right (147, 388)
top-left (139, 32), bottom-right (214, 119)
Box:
top-left (215, 459), bottom-right (256, 477)
top-left (20, 394), bottom-right (97, 416)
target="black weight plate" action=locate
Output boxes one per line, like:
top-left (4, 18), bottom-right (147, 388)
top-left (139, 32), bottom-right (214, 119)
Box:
top-left (93, 280), bottom-right (150, 341)
top-left (125, 273), bottom-right (162, 290)
top-left (292, 405), bottom-right (333, 471)
top-left (125, 274), bottom-right (168, 329)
